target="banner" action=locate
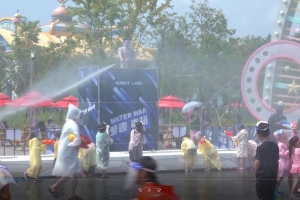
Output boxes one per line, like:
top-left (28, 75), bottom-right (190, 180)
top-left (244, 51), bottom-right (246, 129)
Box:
top-left (78, 66), bottom-right (99, 144)
top-left (77, 67), bottom-right (159, 151)
top-left (100, 68), bottom-right (158, 151)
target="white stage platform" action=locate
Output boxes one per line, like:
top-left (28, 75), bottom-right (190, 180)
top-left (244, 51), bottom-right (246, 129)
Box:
top-left (0, 150), bottom-right (240, 178)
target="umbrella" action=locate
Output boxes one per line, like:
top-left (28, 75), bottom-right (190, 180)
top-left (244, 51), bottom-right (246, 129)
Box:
top-left (21, 99), bottom-right (57, 107)
top-left (55, 95), bottom-right (78, 108)
top-left (182, 101), bottom-right (202, 113)
top-left (6, 91), bottom-right (45, 107)
top-left (0, 93), bottom-right (11, 106)
top-left (6, 91), bottom-right (56, 107)
top-left (157, 95), bottom-right (185, 108)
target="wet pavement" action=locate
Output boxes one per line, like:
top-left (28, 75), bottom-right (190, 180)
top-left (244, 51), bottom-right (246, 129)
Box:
top-left (9, 170), bottom-right (291, 200)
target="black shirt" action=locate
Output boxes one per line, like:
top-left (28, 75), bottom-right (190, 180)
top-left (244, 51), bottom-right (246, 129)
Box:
top-left (255, 140), bottom-right (279, 179)
top-left (268, 114), bottom-right (287, 132)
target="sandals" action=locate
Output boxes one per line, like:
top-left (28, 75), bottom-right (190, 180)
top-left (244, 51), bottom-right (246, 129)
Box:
top-left (48, 187), bottom-right (59, 198)
top-left (68, 196), bottom-right (83, 200)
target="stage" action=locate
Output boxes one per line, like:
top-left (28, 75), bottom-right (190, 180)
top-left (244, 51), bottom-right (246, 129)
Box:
top-left (0, 150), bottom-right (240, 178)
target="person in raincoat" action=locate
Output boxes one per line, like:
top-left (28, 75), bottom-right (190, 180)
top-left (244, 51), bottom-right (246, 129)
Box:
top-left (49, 104), bottom-right (83, 200)
top-left (77, 148), bottom-right (85, 176)
top-left (24, 132), bottom-right (46, 182)
top-left (0, 165), bottom-right (15, 200)
top-left (53, 131), bottom-right (61, 166)
top-left (96, 122), bottom-right (113, 179)
top-left (128, 122), bottom-right (146, 162)
top-left (124, 156), bottom-right (179, 200)
top-left (82, 143), bottom-right (96, 177)
top-left (181, 137), bottom-right (197, 173)
top-left (230, 124), bottom-right (249, 171)
top-left (198, 136), bottom-right (222, 171)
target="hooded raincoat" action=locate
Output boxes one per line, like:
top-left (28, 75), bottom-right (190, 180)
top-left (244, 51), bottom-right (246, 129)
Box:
top-left (181, 137), bottom-right (197, 169)
top-left (25, 138), bottom-right (46, 178)
top-left (198, 138), bottom-right (222, 171)
top-left (52, 104), bottom-right (82, 178)
top-left (96, 131), bottom-right (113, 170)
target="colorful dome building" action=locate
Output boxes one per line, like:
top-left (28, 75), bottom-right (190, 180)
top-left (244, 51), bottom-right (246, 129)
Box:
top-left (0, 0), bottom-right (157, 61)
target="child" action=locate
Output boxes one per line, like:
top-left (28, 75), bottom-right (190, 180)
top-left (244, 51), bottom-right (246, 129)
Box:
top-left (53, 131), bottom-right (60, 166)
top-left (198, 136), bottom-right (222, 171)
top-left (231, 124), bottom-right (248, 171)
top-left (247, 140), bottom-right (257, 170)
top-left (82, 143), bottom-right (96, 177)
top-left (289, 136), bottom-right (300, 199)
top-left (181, 137), bottom-right (197, 173)
top-left (254, 121), bottom-right (279, 200)
top-left (96, 122), bottom-right (113, 179)
top-left (274, 130), bottom-right (292, 195)
top-left (124, 156), bottom-right (179, 200)
top-left (128, 122), bottom-right (146, 162)
top-left (78, 148), bottom-right (85, 176)
top-left (24, 132), bottom-right (46, 182)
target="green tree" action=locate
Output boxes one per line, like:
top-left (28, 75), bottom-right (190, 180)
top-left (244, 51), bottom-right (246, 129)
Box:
top-left (117, 0), bottom-right (173, 49)
top-left (68, 0), bottom-right (122, 64)
top-left (149, 15), bottom-right (199, 99)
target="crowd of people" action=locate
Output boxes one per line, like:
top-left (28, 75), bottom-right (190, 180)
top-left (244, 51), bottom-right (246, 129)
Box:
top-left (1, 103), bottom-right (300, 200)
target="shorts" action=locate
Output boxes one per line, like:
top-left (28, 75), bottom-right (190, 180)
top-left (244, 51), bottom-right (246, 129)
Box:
top-left (256, 179), bottom-right (276, 200)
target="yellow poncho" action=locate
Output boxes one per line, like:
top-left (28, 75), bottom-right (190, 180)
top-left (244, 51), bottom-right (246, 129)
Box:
top-left (181, 138), bottom-right (197, 169)
top-left (26, 138), bottom-right (46, 178)
top-left (83, 143), bottom-right (96, 171)
top-left (198, 138), bottom-right (222, 171)
top-left (78, 144), bottom-right (96, 172)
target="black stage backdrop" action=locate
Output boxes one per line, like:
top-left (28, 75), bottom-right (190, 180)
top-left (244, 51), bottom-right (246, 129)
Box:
top-left (78, 67), bottom-right (159, 151)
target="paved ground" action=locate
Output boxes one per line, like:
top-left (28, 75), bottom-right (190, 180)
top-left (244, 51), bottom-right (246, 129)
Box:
top-left (9, 170), bottom-right (291, 200)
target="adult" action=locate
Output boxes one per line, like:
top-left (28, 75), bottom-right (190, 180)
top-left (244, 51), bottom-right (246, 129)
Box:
top-left (158, 110), bottom-right (165, 150)
top-left (128, 122), bottom-right (146, 162)
top-left (49, 104), bottom-right (83, 200)
top-left (118, 39), bottom-right (136, 69)
top-left (187, 107), bottom-right (201, 143)
top-left (201, 108), bottom-right (211, 133)
top-left (46, 119), bottom-right (59, 129)
top-left (36, 121), bottom-right (46, 140)
top-left (230, 124), bottom-right (248, 171)
top-left (96, 122), bottom-right (113, 179)
top-left (268, 105), bottom-right (287, 143)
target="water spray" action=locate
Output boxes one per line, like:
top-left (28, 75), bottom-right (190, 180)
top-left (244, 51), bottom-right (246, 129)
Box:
top-left (0, 63), bottom-right (118, 121)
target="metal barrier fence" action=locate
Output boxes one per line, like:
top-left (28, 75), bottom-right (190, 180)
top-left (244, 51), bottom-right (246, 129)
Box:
top-left (1, 128), bottom-right (61, 156)
top-left (0, 126), bottom-right (265, 156)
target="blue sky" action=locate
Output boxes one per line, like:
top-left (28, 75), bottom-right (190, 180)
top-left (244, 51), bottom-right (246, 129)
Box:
top-left (1, 0), bottom-right (281, 38)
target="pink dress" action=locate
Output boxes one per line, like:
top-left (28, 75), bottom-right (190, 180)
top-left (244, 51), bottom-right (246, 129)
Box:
top-left (290, 148), bottom-right (300, 174)
top-left (278, 142), bottom-right (291, 177)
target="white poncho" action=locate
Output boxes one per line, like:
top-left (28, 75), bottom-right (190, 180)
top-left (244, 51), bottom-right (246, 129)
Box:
top-left (52, 104), bottom-right (82, 178)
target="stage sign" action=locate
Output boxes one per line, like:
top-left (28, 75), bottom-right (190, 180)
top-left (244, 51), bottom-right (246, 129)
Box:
top-left (100, 68), bottom-right (158, 151)
top-left (78, 66), bottom-right (99, 144)
top-left (78, 67), bottom-right (159, 151)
